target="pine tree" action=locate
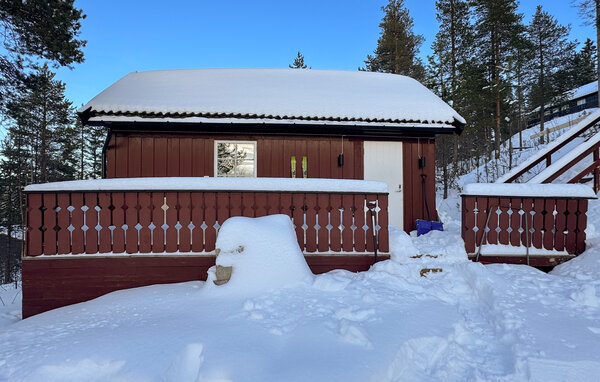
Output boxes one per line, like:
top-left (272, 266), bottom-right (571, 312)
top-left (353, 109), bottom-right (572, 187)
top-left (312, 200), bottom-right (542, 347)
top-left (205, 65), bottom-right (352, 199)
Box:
top-left (364, 0), bottom-right (425, 80)
top-left (0, 0), bottom-right (85, 109)
top-left (289, 52), bottom-right (308, 69)
top-left (4, 64), bottom-right (77, 184)
top-left (576, 0), bottom-right (600, 107)
top-left (526, 6), bottom-right (576, 144)
top-left (472, 0), bottom-right (525, 160)
top-left (428, 0), bottom-right (472, 198)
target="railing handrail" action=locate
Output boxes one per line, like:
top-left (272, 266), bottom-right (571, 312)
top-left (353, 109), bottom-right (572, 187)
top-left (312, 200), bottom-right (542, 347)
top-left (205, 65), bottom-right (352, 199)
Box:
top-left (24, 177), bottom-right (389, 194)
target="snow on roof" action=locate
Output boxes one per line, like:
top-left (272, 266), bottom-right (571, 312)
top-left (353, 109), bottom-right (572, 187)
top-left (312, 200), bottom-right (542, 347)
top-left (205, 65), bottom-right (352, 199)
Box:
top-left (24, 177), bottom-right (388, 194)
top-left (79, 69), bottom-right (465, 130)
top-left (567, 80), bottom-right (597, 101)
top-left (461, 183), bottom-right (597, 199)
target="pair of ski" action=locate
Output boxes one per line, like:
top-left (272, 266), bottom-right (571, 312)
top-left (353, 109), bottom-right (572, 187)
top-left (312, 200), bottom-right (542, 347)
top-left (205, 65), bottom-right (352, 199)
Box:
top-left (290, 156), bottom-right (307, 178)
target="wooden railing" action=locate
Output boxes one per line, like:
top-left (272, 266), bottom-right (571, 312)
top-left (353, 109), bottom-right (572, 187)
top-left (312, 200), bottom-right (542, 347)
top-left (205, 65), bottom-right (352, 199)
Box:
top-left (25, 190), bottom-right (389, 256)
top-left (462, 194), bottom-right (591, 256)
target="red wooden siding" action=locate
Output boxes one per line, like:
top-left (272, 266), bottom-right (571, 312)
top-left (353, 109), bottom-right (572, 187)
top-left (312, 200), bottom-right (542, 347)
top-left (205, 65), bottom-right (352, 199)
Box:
top-left (461, 195), bottom-right (589, 258)
top-left (26, 191), bottom-right (389, 256)
top-left (402, 139), bottom-right (437, 232)
top-left (106, 133), bottom-right (363, 180)
top-left (22, 254), bottom-right (390, 318)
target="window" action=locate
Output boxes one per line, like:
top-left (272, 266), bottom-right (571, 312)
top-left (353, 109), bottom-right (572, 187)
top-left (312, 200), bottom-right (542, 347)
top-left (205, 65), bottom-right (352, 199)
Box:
top-left (577, 98), bottom-right (586, 106)
top-left (215, 141), bottom-right (256, 177)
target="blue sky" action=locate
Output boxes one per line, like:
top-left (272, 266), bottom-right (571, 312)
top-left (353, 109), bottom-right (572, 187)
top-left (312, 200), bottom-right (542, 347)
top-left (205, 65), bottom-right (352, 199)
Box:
top-left (56, 0), bottom-right (596, 108)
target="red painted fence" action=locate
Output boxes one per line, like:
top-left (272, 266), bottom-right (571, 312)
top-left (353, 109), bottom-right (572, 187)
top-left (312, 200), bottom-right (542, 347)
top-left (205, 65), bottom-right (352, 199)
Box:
top-left (25, 190), bottom-right (389, 256)
top-left (461, 195), bottom-right (589, 255)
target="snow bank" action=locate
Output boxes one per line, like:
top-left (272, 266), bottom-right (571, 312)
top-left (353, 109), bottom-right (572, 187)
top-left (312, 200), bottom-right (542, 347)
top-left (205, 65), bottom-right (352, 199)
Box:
top-left (80, 68), bottom-right (465, 128)
top-left (462, 183), bottom-right (597, 198)
top-left (206, 215), bottom-right (313, 294)
top-left (24, 176), bottom-right (388, 194)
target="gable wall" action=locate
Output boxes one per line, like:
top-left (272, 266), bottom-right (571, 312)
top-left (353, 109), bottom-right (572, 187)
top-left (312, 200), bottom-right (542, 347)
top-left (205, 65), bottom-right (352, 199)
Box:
top-left (105, 133), bottom-right (364, 180)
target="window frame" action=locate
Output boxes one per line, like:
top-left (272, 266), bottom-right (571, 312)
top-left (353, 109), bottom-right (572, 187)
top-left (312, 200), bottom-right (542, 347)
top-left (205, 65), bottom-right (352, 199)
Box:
top-left (214, 140), bottom-right (258, 177)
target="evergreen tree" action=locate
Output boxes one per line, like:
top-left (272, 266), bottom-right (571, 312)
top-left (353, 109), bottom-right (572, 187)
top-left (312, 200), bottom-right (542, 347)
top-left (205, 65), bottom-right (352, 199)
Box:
top-left (3, 64), bottom-right (77, 184)
top-left (576, 0), bottom-right (600, 106)
top-left (526, 6), bottom-right (576, 143)
top-left (289, 52), bottom-right (308, 69)
top-left (0, 0), bottom-right (85, 109)
top-left (364, 0), bottom-right (425, 80)
top-left (428, 0), bottom-right (472, 198)
top-left (472, 0), bottom-right (525, 160)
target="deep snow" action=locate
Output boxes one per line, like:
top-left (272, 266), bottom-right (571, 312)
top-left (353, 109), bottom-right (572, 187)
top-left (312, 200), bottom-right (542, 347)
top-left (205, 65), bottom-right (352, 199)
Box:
top-left (1, 201), bottom-right (599, 381)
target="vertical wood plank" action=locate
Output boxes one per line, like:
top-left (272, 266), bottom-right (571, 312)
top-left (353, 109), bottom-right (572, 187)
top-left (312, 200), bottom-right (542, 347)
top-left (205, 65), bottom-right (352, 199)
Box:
top-left (191, 193), bottom-right (204, 252)
top-left (112, 193), bottom-right (126, 253)
top-left (554, 199), bottom-right (567, 252)
top-left (354, 139), bottom-right (364, 180)
top-left (485, 197), bottom-right (498, 245)
top-left (27, 194), bottom-right (43, 256)
top-left (319, 140), bottom-right (330, 178)
top-left (230, 192), bottom-right (242, 216)
top-left (267, 193), bottom-right (281, 215)
top-left (342, 194), bottom-right (354, 252)
top-left (576, 199), bottom-right (588, 254)
top-left (115, 134), bottom-right (128, 178)
top-left (125, 192), bottom-right (139, 253)
top-left (305, 194), bottom-right (317, 252)
top-left (280, 193), bottom-right (293, 218)
top-left (307, 141), bottom-right (319, 178)
top-left (71, 193), bottom-right (85, 254)
top-left (292, 193), bottom-right (305, 250)
top-left (217, 193), bottom-right (230, 229)
top-left (204, 138), bottom-right (214, 176)
top-left (258, 139), bottom-right (271, 177)
top-left (98, 193), bottom-right (112, 253)
top-left (255, 193), bottom-right (267, 217)
top-left (141, 137), bottom-right (154, 177)
top-left (543, 199), bottom-right (555, 250)
top-left (43, 193), bottom-right (57, 255)
top-left (56, 194), bottom-right (71, 254)
top-left (180, 138), bottom-right (192, 176)
top-left (378, 194), bottom-right (389, 253)
top-left (462, 196), bottom-right (476, 254)
top-left (284, 139), bottom-right (295, 178)
top-left (353, 194), bottom-right (366, 252)
top-left (192, 138), bottom-right (204, 177)
top-left (509, 198), bottom-right (521, 247)
top-left (532, 199), bottom-right (544, 249)
top-left (165, 192), bottom-right (178, 252)
top-left (317, 194), bottom-right (330, 252)
top-left (565, 199), bottom-right (578, 254)
top-left (128, 136), bottom-right (141, 178)
top-left (330, 194), bottom-right (342, 252)
top-left (138, 192), bottom-right (152, 253)
top-left (204, 192), bottom-right (217, 252)
top-left (154, 138), bottom-right (168, 177)
top-left (498, 197), bottom-right (510, 245)
top-left (242, 193), bottom-right (255, 217)
top-left (105, 134), bottom-right (117, 178)
top-left (521, 198), bottom-right (534, 249)
top-left (402, 141), bottom-right (414, 232)
top-left (178, 192), bottom-right (192, 252)
top-left (330, 138), bottom-right (342, 179)
top-left (84, 193), bottom-right (99, 254)
top-left (167, 138), bottom-right (180, 176)
top-left (151, 193), bottom-right (165, 253)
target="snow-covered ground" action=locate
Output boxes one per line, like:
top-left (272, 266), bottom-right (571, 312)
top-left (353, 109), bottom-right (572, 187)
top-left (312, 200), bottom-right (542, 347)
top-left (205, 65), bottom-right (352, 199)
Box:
top-left (0, 202), bottom-right (599, 381)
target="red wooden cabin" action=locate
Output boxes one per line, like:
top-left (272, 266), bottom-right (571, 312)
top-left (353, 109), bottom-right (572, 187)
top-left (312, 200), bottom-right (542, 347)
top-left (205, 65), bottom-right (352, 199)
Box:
top-left (23, 69), bottom-right (465, 317)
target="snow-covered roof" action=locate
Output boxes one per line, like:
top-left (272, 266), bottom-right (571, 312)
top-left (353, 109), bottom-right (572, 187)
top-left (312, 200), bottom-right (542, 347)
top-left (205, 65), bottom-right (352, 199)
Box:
top-left (79, 69), bottom-right (465, 131)
top-left (567, 81), bottom-right (597, 101)
top-left (24, 177), bottom-right (388, 194)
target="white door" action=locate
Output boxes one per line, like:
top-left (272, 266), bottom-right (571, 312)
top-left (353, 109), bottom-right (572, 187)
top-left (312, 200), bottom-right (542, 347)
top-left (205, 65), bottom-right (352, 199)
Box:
top-left (363, 141), bottom-right (403, 229)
